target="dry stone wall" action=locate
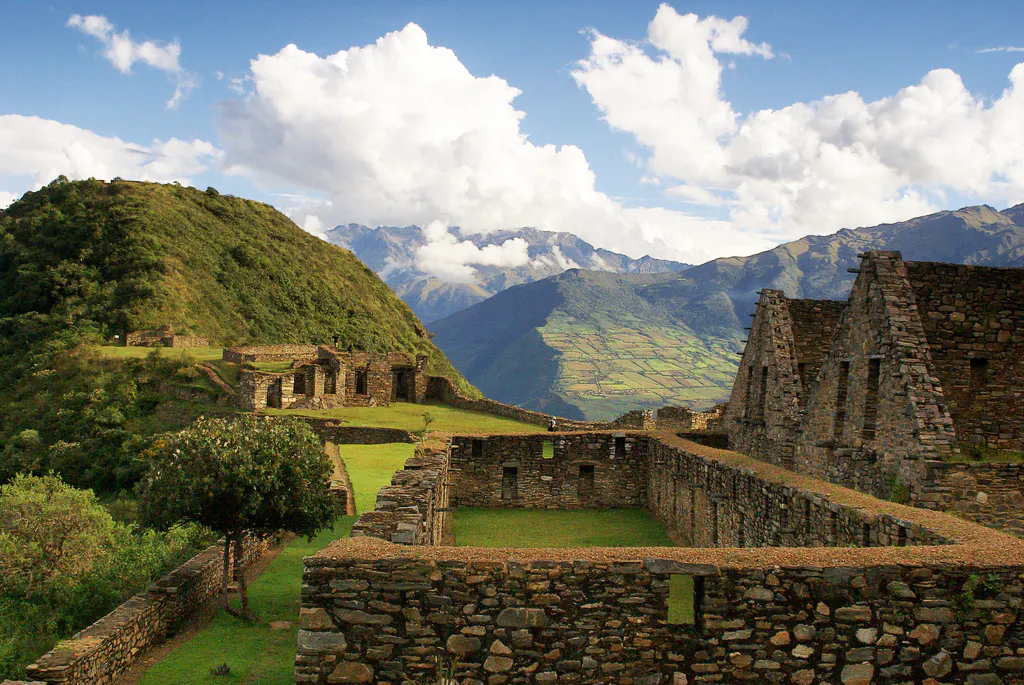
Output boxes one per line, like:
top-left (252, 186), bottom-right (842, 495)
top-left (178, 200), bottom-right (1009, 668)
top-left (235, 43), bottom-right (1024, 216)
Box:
top-left (23, 535), bottom-right (273, 685)
top-left (448, 433), bottom-right (648, 510)
top-left (223, 344), bottom-right (320, 363)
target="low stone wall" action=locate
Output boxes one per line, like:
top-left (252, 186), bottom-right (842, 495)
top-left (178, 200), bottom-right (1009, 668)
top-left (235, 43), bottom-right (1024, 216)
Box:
top-left (349, 440), bottom-right (450, 545)
top-left (304, 420), bottom-right (416, 445)
top-left (296, 537), bottom-right (1024, 685)
top-left (448, 433), bottom-right (649, 509)
top-left (23, 535), bottom-right (273, 685)
top-left (657, 404), bottom-right (726, 432)
top-left (222, 344), bottom-right (319, 364)
top-left (921, 460), bottom-right (1024, 537)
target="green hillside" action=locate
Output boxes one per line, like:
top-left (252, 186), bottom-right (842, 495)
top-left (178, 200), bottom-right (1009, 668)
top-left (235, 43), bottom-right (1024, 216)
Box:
top-left (434, 203), bottom-right (1024, 420)
top-left (0, 178), bottom-right (476, 492)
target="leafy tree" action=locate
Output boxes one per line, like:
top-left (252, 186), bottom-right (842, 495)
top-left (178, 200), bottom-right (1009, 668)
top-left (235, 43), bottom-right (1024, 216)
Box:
top-left (137, 416), bottom-right (339, 616)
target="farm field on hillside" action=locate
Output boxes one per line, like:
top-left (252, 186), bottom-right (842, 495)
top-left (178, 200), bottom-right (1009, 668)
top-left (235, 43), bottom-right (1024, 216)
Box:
top-left (269, 401), bottom-right (546, 434)
top-left (539, 314), bottom-right (738, 420)
top-left (95, 345), bottom-right (225, 362)
top-left (452, 508), bottom-right (674, 548)
top-left (136, 443), bottom-right (413, 685)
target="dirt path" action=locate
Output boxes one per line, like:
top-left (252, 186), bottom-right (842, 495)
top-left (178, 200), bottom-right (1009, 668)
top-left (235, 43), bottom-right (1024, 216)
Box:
top-left (114, 533), bottom-right (295, 685)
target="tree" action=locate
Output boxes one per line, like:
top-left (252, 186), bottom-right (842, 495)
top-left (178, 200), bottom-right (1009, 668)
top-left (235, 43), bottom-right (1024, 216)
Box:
top-left (137, 416), bottom-right (339, 616)
top-left (0, 473), bottom-right (118, 595)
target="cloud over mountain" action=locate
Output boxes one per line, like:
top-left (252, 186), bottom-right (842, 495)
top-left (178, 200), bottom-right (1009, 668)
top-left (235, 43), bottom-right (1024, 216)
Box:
top-left (572, 3), bottom-right (1024, 242)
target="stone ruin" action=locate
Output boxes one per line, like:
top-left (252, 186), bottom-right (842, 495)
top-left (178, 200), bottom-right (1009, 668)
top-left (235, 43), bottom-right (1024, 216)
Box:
top-left (123, 324), bottom-right (209, 348)
top-left (727, 251), bottom-right (1024, 537)
top-left (229, 345), bottom-right (429, 411)
top-left (294, 430), bottom-right (1024, 685)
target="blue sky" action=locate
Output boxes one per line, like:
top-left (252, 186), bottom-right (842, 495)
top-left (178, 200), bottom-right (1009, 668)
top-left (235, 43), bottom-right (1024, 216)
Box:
top-left (3, 1), bottom-right (1024, 269)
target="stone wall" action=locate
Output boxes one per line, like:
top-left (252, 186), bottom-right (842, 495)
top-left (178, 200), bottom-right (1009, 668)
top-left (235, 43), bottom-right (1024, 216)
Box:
top-left (125, 328), bottom-right (209, 348)
top-left (448, 433), bottom-right (649, 510)
top-left (296, 540), bottom-right (1024, 685)
top-left (222, 344), bottom-right (319, 364)
top-left (921, 461), bottom-right (1024, 538)
top-left (304, 420), bottom-right (417, 445)
top-left (907, 261), bottom-right (1024, 450)
top-left (24, 535), bottom-right (273, 685)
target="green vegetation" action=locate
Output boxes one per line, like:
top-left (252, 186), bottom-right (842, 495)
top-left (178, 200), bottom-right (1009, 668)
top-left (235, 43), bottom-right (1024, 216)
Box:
top-left (952, 442), bottom-right (1024, 463)
top-left (667, 575), bottom-right (696, 625)
top-left (137, 443), bottom-right (412, 685)
top-left (451, 508), bottom-right (673, 548)
top-left (0, 474), bottom-right (211, 679)
top-left (139, 417), bottom-right (340, 615)
top-left (94, 345), bottom-right (224, 361)
top-left (268, 401), bottom-right (546, 434)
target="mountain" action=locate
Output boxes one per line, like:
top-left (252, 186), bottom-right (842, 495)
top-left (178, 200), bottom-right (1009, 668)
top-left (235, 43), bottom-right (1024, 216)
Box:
top-left (325, 224), bottom-right (690, 322)
top-left (432, 204), bottom-right (1024, 420)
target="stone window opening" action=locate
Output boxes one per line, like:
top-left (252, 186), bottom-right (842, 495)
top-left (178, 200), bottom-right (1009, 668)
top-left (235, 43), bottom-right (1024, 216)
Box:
top-left (471, 439), bottom-right (483, 459)
top-left (711, 500), bottom-right (720, 545)
top-left (828, 511), bottom-right (838, 543)
top-left (737, 512), bottom-right (746, 548)
top-left (743, 366), bottom-right (755, 419)
top-left (293, 371), bottom-right (306, 396)
top-left (577, 464), bottom-right (595, 498)
top-left (862, 523), bottom-right (872, 547)
top-left (355, 369), bottom-right (368, 395)
top-left (797, 362), bottom-right (808, 387)
top-left (614, 436), bottom-right (626, 458)
top-left (667, 574), bottom-right (705, 627)
top-left (970, 358), bottom-right (989, 392)
top-left (896, 525), bottom-right (907, 547)
top-left (501, 467), bottom-right (518, 501)
top-left (542, 440), bottom-right (554, 459)
top-left (862, 358), bottom-right (881, 441)
top-left (834, 361), bottom-right (851, 440)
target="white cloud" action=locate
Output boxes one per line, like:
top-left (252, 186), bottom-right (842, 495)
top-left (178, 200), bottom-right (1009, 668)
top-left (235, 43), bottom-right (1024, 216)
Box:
top-left (67, 14), bottom-right (197, 109)
top-left (215, 23), bottom-right (734, 268)
top-left (532, 245), bottom-right (580, 271)
top-left (415, 221), bottom-right (531, 283)
top-left (572, 4), bottom-right (1024, 241)
top-left (0, 191), bottom-right (17, 209)
top-left (978, 46), bottom-right (1024, 54)
top-left (588, 253), bottom-right (612, 271)
top-left (0, 114), bottom-right (219, 195)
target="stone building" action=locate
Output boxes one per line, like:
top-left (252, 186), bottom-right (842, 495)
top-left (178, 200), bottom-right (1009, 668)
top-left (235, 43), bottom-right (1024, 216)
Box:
top-left (234, 346), bottom-right (428, 411)
top-left (727, 251), bottom-right (1024, 533)
top-left (124, 325), bottom-right (209, 348)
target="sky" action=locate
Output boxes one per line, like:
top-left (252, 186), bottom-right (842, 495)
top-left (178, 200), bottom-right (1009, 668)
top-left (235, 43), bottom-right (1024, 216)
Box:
top-left (3, 1), bottom-right (1024, 274)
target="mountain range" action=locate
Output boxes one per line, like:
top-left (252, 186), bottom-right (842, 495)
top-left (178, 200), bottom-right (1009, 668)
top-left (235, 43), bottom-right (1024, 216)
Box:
top-left (430, 204), bottom-right (1024, 420)
top-left (325, 224), bottom-right (689, 322)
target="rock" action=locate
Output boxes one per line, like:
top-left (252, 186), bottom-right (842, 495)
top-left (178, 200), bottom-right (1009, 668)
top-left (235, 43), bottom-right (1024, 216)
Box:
top-left (536, 672), bottom-right (558, 683)
top-left (673, 674), bottom-right (688, 685)
top-left (976, 491), bottom-right (989, 504)
top-left (922, 650), bottom-right (952, 678)
top-left (496, 608), bottom-right (548, 628)
top-left (723, 629), bottom-right (753, 641)
top-left (887, 581), bottom-right (916, 599)
top-left (581, 657), bottom-right (598, 671)
top-left (730, 653), bottom-right (753, 669)
top-left (770, 631), bottom-right (791, 646)
top-left (840, 663), bottom-right (875, 685)
top-left (964, 640), bottom-right (983, 660)
top-left (336, 610), bottom-right (391, 625)
top-left (915, 607), bottom-right (955, 624)
top-left (297, 630), bottom-right (346, 653)
top-left (743, 587), bottom-right (775, 602)
top-left (792, 645), bottom-right (814, 659)
top-left (328, 662), bottom-right (373, 684)
top-left (490, 639), bottom-right (512, 655)
top-left (791, 669), bottom-right (816, 685)
top-left (816, 602), bottom-right (831, 616)
top-left (299, 608), bottom-right (336, 631)
top-left (985, 624), bottom-right (1007, 645)
top-left (793, 624), bottom-right (816, 642)
top-left (447, 635), bottom-right (481, 655)
top-left (484, 656), bottom-right (514, 673)
top-left (909, 623), bottom-right (941, 645)
top-left (856, 628), bottom-right (878, 644)
top-left (835, 606), bottom-right (872, 622)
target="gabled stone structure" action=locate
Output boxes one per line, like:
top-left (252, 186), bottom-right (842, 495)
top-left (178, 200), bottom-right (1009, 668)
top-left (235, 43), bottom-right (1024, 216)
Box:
top-left (124, 325), bottom-right (209, 348)
top-left (234, 346), bottom-right (428, 411)
top-left (727, 251), bottom-right (1024, 534)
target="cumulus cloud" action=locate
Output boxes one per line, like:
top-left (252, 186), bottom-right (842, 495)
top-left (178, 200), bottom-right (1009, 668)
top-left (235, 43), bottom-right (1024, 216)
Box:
top-left (415, 221), bottom-right (530, 283)
top-left (978, 46), bottom-right (1024, 54)
top-left (0, 114), bottom-right (219, 196)
top-left (572, 3), bottom-right (1024, 241)
top-left (0, 191), bottom-right (17, 209)
top-left (215, 22), bottom-right (737, 268)
top-left (67, 14), bottom-right (197, 109)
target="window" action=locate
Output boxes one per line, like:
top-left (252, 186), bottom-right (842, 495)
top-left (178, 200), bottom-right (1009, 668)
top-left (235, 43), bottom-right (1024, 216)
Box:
top-left (614, 436), bottom-right (625, 458)
top-left (862, 359), bottom-right (880, 440)
top-left (757, 366), bottom-right (769, 420)
top-left (797, 362), bottom-right (808, 387)
top-left (578, 464), bottom-right (595, 498)
top-left (862, 523), bottom-right (872, 548)
top-left (743, 366), bottom-right (754, 419)
top-left (355, 369), bottom-right (368, 395)
top-left (293, 371), bottom-right (306, 395)
top-left (970, 358), bottom-right (989, 391)
top-left (471, 439), bottom-right (483, 459)
top-left (834, 362), bottom-right (850, 440)
top-left (542, 440), bottom-right (554, 459)
top-left (711, 500), bottom-right (720, 546)
top-left (667, 575), bottom-right (704, 626)
top-left (501, 467), bottom-right (518, 501)
top-left (737, 513), bottom-right (746, 548)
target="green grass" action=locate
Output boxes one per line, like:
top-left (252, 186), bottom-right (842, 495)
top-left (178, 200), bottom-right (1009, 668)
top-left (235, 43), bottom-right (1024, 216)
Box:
top-left (951, 443), bottom-right (1024, 463)
top-left (137, 443), bottom-right (412, 685)
top-left (451, 508), bottom-right (674, 548)
top-left (94, 345), bottom-right (225, 362)
top-left (266, 401), bottom-right (546, 434)
top-left (252, 361), bottom-right (297, 373)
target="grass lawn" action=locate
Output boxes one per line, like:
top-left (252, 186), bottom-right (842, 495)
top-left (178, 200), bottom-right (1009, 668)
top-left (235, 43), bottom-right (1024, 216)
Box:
top-left (452, 508), bottom-right (674, 548)
top-left (266, 401), bottom-right (546, 434)
top-left (94, 345), bottom-right (224, 362)
top-left (137, 443), bottom-right (413, 685)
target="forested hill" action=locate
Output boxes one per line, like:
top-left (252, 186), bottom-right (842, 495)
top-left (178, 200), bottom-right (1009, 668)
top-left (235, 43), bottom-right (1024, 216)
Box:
top-left (0, 178), bottom-right (470, 387)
